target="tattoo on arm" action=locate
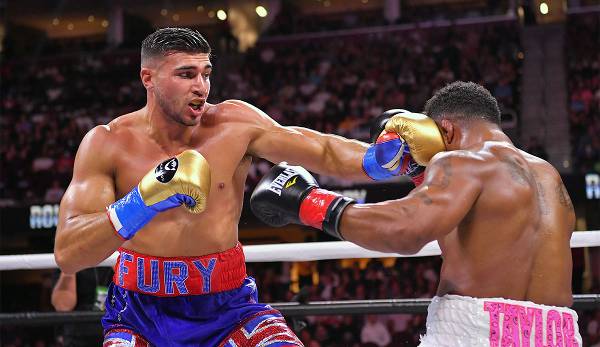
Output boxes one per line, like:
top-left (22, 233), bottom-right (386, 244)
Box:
top-left (426, 158), bottom-right (452, 189)
top-left (415, 157), bottom-right (452, 205)
top-left (556, 181), bottom-right (574, 212)
top-left (416, 192), bottom-right (433, 205)
top-left (532, 172), bottom-right (549, 216)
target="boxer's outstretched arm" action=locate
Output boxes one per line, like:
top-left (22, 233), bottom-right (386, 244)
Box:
top-left (54, 126), bottom-right (123, 274)
top-left (238, 100), bottom-right (371, 180)
top-left (340, 152), bottom-right (482, 254)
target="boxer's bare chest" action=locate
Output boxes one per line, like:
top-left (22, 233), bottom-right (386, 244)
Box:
top-left (111, 124), bottom-right (250, 198)
top-left (110, 122), bottom-right (252, 244)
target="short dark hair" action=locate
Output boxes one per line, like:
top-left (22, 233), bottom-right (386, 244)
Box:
top-left (424, 81), bottom-right (501, 125)
top-left (141, 27), bottom-right (211, 65)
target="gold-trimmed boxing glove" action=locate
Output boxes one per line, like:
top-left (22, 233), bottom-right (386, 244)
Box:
top-left (107, 150), bottom-right (210, 239)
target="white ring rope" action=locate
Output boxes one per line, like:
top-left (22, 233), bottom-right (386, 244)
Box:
top-left (2, 230), bottom-right (599, 271)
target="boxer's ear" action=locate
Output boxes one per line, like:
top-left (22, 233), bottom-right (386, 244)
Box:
top-left (140, 68), bottom-right (153, 90)
top-left (439, 119), bottom-right (455, 147)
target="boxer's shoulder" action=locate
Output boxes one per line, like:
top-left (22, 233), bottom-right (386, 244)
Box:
top-left (106, 111), bottom-right (145, 135)
top-left (73, 125), bottom-right (118, 174)
top-left (79, 113), bottom-right (143, 165)
top-left (211, 100), bottom-right (272, 125)
top-left (80, 123), bottom-right (117, 153)
top-left (424, 150), bottom-right (491, 189)
top-left (519, 149), bottom-right (557, 174)
top-left (429, 150), bottom-right (486, 170)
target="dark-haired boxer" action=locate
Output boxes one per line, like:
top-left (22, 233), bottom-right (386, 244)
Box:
top-left (252, 82), bottom-right (582, 346)
top-left (54, 27), bottom-right (383, 347)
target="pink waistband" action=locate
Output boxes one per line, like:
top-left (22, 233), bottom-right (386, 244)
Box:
top-left (113, 243), bottom-right (246, 297)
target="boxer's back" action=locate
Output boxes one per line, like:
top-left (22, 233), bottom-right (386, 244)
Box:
top-left (437, 142), bottom-right (575, 306)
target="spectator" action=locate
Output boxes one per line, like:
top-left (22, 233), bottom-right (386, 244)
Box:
top-left (51, 268), bottom-right (113, 347)
top-left (44, 180), bottom-right (65, 203)
top-left (361, 315), bottom-right (391, 347)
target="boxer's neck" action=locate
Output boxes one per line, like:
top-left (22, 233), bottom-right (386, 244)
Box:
top-left (143, 106), bottom-right (195, 155)
top-left (451, 121), bottom-right (512, 151)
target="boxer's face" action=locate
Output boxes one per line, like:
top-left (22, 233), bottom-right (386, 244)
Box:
top-left (143, 52), bottom-right (212, 126)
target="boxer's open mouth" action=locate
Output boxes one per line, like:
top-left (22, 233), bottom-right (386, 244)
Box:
top-left (189, 99), bottom-right (205, 110)
top-left (189, 103), bottom-right (203, 110)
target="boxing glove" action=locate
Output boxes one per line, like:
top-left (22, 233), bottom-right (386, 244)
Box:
top-left (368, 109), bottom-right (412, 143)
top-left (250, 163), bottom-right (355, 240)
top-left (383, 112), bottom-right (446, 166)
top-left (363, 110), bottom-right (424, 184)
top-left (107, 150), bottom-right (211, 240)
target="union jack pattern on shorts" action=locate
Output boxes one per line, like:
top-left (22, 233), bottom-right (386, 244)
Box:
top-left (103, 328), bottom-right (150, 347)
top-left (220, 310), bottom-right (304, 347)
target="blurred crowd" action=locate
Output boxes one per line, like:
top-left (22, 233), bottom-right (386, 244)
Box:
top-left (2, 256), bottom-right (600, 346)
top-left (265, 1), bottom-right (511, 36)
top-left (0, 52), bottom-right (144, 205)
top-left (1, 20), bottom-right (521, 205)
top-left (567, 13), bottom-right (600, 173)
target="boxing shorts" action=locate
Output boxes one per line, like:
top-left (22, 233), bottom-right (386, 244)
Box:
top-left (419, 294), bottom-right (582, 347)
top-left (101, 243), bottom-right (303, 346)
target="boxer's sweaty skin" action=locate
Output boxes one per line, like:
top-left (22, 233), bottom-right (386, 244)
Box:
top-left (341, 120), bottom-right (575, 307)
top-left (55, 52), bottom-right (369, 273)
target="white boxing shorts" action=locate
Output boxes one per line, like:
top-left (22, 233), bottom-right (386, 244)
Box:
top-left (419, 294), bottom-right (582, 347)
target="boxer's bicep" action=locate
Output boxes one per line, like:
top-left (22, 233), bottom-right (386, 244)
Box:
top-left (59, 126), bottom-right (116, 223)
top-left (55, 126), bottom-right (122, 273)
top-left (60, 174), bottom-right (115, 222)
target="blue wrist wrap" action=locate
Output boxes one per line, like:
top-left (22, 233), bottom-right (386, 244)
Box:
top-left (362, 145), bottom-right (399, 181)
top-left (107, 187), bottom-right (157, 240)
top-left (107, 187), bottom-right (197, 240)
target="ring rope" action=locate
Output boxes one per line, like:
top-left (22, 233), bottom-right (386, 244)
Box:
top-left (1, 230), bottom-right (599, 271)
top-left (1, 295), bottom-right (599, 326)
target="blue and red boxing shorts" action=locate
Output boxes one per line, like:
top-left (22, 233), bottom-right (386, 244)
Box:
top-left (102, 243), bottom-right (303, 346)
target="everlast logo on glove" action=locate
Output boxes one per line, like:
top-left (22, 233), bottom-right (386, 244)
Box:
top-left (267, 168), bottom-right (298, 196)
top-left (154, 158), bottom-right (178, 183)
top-left (250, 162), bottom-right (355, 240)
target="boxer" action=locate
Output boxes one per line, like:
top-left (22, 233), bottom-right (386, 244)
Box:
top-left (54, 27), bottom-right (375, 346)
top-left (252, 81), bottom-right (582, 346)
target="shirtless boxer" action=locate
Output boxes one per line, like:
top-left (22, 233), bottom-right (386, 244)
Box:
top-left (252, 81), bottom-right (582, 346)
top-left (53, 27), bottom-right (372, 346)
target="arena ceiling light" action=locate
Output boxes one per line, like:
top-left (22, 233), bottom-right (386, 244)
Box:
top-left (539, 2), bottom-right (549, 15)
top-left (217, 9), bottom-right (227, 21)
top-left (256, 6), bottom-right (268, 18)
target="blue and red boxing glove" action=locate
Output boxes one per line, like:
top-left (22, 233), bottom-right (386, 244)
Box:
top-left (362, 109), bottom-right (425, 186)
